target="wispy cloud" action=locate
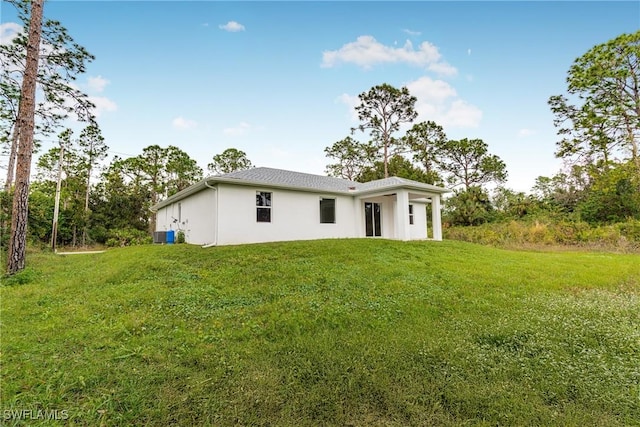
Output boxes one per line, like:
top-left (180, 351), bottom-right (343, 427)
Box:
top-left (336, 93), bottom-right (360, 122)
top-left (427, 62), bottom-right (458, 77)
top-left (219, 21), bottom-right (245, 32)
top-left (89, 96), bottom-right (118, 117)
top-left (403, 29), bottom-right (421, 36)
top-left (322, 35), bottom-right (457, 76)
top-left (223, 121), bottom-right (251, 136)
top-left (0, 22), bottom-right (22, 45)
top-left (87, 75), bottom-right (110, 93)
top-left (518, 128), bottom-right (536, 138)
top-left (172, 116), bottom-right (197, 130)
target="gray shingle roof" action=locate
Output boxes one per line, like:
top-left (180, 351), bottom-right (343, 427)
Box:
top-left (216, 167), bottom-right (448, 194)
top-left (218, 167), bottom-right (360, 192)
top-left (153, 167), bottom-right (449, 211)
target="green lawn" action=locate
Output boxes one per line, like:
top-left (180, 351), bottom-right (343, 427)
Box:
top-left (1, 239), bottom-right (639, 426)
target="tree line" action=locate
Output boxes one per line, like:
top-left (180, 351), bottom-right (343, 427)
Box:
top-left (1, 135), bottom-right (257, 249)
top-left (324, 31), bottom-right (639, 227)
top-left (323, 83), bottom-right (509, 227)
top-left (1, 0), bottom-right (638, 273)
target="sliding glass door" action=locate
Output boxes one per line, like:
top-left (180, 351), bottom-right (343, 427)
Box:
top-left (364, 202), bottom-right (382, 237)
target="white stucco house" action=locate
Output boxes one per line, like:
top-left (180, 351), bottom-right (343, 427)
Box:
top-left (151, 167), bottom-right (450, 246)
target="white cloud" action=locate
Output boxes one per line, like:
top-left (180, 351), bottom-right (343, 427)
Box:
top-left (172, 116), bottom-right (197, 130)
top-left (438, 100), bottom-right (483, 128)
top-left (223, 121), bottom-right (250, 136)
top-left (322, 35), bottom-right (457, 76)
top-left (87, 75), bottom-right (110, 93)
top-left (0, 22), bottom-right (22, 45)
top-left (406, 76), bottom-right (482, 128)
top-left (427, 61), bottom-right (457, 77)
top-left (88, 96), bottom-right (117, 117)
top-left (337, 76), bottom-right (481, 130)
top-left (406, 76), bottom-right (457, 103)
top-left (219, 21), bottom-right (245, 32)
top-left (518, 128), bottom-right (536, 138)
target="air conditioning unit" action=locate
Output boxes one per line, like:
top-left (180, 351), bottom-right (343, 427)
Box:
top-left (153, 231), bottom-right (167, 244)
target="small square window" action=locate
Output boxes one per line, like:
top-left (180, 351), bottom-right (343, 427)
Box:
top-left (257, 208), bottom-right (271, 222)
top-left (256, 192), bottom-right (271, 207)
top-left (320, 198), bottom-right (336, 224)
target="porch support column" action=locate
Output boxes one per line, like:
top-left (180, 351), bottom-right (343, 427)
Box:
top-left (431, 194), bottom-right (443, 241)
top-left (395, 190), bottom-right (411, 241)
top-left (354, 197), bottom-right (363, 237)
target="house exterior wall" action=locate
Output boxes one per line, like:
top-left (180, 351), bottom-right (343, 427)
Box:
top-left (155, 188), bottom-right (217, 245)
top-left (153, 182), bottom-right (443, 246)
top-left (216, 184), bottom-right (357, 245)
top-left (382, 200), bottom-right (395, 238)
top-left (409, 201), bottom-right (429, 240)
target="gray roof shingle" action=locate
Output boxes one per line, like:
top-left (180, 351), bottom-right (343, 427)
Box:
top-left (153, 167), bottom-right (449, 210)
top-left (218, 167), bottom-right (359, 192)
top-left (217, 167), bottom-right (448, 194)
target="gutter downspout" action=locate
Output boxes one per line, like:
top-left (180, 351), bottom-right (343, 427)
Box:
top-left (202, 179), bottom-right (218, 247)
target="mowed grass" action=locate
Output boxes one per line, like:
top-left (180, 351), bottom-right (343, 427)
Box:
top-left (1, 239), bottom-right (639, 426)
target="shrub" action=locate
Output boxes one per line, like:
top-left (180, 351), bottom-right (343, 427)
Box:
top-left (105, 228), bottom-right (152, 247)
top-left (444, 218), bottom-right (640, 252)
top-left (176, 230), bottom-right (185, 244)
top-left (617, 219), bottom-right (640, 241)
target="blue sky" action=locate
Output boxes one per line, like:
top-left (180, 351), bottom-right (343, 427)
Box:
top-left (1, 1), bottom-right (639, 191)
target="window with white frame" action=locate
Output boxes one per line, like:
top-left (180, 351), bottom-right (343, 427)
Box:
top-left (256, 191), bottom-right (272, 222)
top-left (409, 204), bottom-right (414, 225)
top-left (319, 198), bottom-right (336, 223)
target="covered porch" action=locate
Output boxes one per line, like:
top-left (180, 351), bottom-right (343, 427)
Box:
top-left (354, 188), bottom-right (444, 241)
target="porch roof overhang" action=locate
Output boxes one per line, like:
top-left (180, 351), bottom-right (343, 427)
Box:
top-left (354, 184), bottom-right (448, 201)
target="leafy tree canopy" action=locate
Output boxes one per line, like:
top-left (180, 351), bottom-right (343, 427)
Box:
top-left (352, 83), bottom-right (417, 178)
top-left (324, 136), bottom-right (374, 181)
top-left (207, 148), bottom-right (253, 175)
top-left (358, 155), bottom-right (438, 184)
top-left (549, 31), bottom-right (640, 168)
top-left (437, 138), bottom-right (507, 190)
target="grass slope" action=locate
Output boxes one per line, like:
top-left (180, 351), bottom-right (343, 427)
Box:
top-left (2, 239), bottom-right (639, 426)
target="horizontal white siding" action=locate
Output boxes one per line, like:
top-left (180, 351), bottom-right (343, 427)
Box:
top-left (216, 184), bottom-right (357, 245)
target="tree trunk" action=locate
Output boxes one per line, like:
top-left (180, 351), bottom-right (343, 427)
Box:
top-left (7, 0), bottom-right (44, 275)
top-left (4, 126), bottom-right (20, 191)
top-left (148, 192), bottom-right (157, 236)
top-left (51, 145), bottom-right (64, 251)
top-left (82, 165), bottom-right (91, 246)
top-left (383, 141), bottom-right (389, 178)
